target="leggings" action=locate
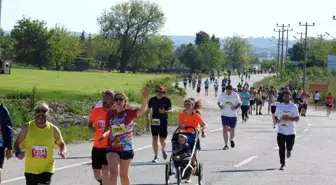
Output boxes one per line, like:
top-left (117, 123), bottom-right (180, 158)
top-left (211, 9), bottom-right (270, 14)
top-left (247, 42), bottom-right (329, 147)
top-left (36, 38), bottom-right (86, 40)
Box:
top-left (277, 133), bottom-right (295, 165)
top-left (241, 105), bottom-right (250, 120)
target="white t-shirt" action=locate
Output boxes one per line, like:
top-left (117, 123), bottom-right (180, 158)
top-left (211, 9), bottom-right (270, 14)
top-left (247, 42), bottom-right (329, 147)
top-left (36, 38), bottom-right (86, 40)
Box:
top-left (314, 93), bottom-right (320, 100)
top-left (275, 103), bottom-right (300, 135)
top-left (94, 100), bottom-right (103, 108)
top-left (218, 92), bottom-right (242, 117)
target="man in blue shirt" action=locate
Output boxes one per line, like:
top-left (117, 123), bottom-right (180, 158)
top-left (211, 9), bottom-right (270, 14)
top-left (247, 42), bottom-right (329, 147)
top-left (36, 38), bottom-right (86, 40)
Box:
top-left (0, 104), bottom-right (14, 183)
top-left (239, 87), bottom-right (250, 122)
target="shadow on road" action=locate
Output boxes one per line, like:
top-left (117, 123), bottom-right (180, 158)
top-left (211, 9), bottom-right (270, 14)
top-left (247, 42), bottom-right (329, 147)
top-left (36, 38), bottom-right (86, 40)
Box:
top-left (215, 168), bottom-right (276, 173)
top-left (131, 161), bottom-right (165, 166)
top-left (198, 148), bottom-right (223, 152)
top-left (55, 156), bottom-right (90, 159)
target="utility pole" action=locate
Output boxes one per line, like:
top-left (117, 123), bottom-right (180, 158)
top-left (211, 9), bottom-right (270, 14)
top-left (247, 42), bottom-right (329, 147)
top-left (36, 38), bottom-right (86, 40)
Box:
top-left (285, 28), bottom-right (293, 60)
top-left (299, 22), bottom-right (315, 90)
top-left (317, 34), bottom-right (325, 40)
top-left (273, 29), bottom-right (281, 67)
top-left (276, 24), bottom-right (290, 70)
top-left (297, 32), bottom-right (304, 43)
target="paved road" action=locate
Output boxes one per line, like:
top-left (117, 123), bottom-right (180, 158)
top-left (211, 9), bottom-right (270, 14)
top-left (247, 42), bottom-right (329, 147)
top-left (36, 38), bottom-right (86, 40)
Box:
top-left (3, 74), bottom-right (336, 185)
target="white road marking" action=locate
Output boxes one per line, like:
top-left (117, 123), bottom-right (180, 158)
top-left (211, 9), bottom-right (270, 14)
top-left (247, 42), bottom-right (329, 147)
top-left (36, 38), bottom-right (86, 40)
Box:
top-left (273, 146), bottom-right (279, 150)
top-left (234, 156), bottom-right (258, 168)
top-left (308, 124), bottom-right (312, 126)
top-left (3, 127), bottom-right (223, 184)
top-left (304, 128), bottom-right (309, 132)
top-left (296, 135), bottom-right (302, 139)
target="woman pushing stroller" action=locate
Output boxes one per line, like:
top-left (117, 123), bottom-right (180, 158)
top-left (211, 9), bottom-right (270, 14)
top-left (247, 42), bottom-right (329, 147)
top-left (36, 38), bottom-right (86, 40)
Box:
top-left (175, 98), bottom-right (207, 183)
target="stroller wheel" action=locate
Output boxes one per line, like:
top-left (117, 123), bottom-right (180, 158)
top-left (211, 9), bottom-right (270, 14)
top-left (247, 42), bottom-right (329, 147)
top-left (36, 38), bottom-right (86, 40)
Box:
top-left (198, 162), bottom-right (203, 185)
top-left (165, 162), bottom-right (170, 185)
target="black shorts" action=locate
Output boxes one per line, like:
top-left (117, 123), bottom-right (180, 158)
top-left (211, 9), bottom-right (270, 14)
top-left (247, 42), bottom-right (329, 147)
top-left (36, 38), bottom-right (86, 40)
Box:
top-left (249, 100), bottom-right (255, 105)
top-left (262, 96), bottom-right (267, 101)
top-left (0, 147), bottom-right (5, 169)
top-left (271, 105), bottom-right (277, 114)
top-left (256, 100), bottom-right (263, 105)
top-left (326, 104), bottom-right (332, 108)
top-left (107, 150), bottom-right (134, 160)
top-left (25, 172), bottom-right (53, 185)
top-left (151, 125), bottom-right (168, 139)
top-left (91, 147), bottom-right (108, 169)
top-left (302, 103), bottom-right (308, 109)
top-left (314, 100), bottom-right (319, 104)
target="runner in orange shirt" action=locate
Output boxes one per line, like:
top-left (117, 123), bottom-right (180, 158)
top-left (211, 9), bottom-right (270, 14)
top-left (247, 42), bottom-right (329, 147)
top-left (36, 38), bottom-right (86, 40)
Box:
top-left (177, 98), bottom-right (206, 183)
top-left (88, 90), bottom-right (114, 185)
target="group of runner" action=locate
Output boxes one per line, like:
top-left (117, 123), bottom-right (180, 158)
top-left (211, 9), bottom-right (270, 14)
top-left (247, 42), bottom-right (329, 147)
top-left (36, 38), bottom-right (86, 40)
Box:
top-left (0, 73), bottom-right (335, 184)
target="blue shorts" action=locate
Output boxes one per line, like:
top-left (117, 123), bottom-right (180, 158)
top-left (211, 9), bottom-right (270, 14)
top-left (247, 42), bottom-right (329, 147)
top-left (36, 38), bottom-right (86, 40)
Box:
top-left (221, 116), bottom-right (237, 128)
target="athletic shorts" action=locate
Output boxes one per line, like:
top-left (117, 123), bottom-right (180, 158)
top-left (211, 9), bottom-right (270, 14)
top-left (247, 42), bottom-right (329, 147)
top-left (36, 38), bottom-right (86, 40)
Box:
top-left (249, 100), bottom-right (255, 105)
top-left (25, 172), bottom-right (53, 185)
top-left (271, 105), bottom-right (277, 114)
top-left (0, 147), bottom-right (5, 169)
top-left (91, 147), bottom-right (108, 169)
top-left (107, 150), bottom-right (134, 160)
top-left (196, 87), bottom-right (201, 93)
top-left (326, 104), bottom-right (332, 108)
top-left (221, 116), bottom-right (237, 128)
top-left (215, 88), bottom-right (218, 91)
top-left (302, 103), bottom-right (308, 109)
top-left (262, 96), bottom-right (267, 101)
top-left (256, 100), bottom-right (263, 105)
top-left (151, 124), bottom-right (168, 139)
top-left (314, 100), bottom-right (319, 104)
top-left (205, 86), bottom-right (209, 89)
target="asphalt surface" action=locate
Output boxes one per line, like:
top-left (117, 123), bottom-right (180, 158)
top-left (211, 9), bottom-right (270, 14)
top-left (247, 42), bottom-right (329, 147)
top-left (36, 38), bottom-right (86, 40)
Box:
top-left (3, 74), bottom-right (336, 185)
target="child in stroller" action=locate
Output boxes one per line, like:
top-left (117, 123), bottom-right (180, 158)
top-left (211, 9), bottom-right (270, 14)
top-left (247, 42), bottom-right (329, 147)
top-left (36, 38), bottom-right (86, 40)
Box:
top-left (172, 134), bottom-right (192, 162)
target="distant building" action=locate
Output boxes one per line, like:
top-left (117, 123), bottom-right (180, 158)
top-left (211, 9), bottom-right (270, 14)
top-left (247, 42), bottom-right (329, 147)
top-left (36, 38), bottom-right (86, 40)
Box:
top-left (327, 55), bottom-right (336, 70)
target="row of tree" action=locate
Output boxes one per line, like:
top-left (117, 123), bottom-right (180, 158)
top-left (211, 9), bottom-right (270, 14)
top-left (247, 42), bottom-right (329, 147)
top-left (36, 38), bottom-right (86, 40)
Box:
top-left (288, 37), bottom-right (336, 67)
top-left (0, 0), bottom-right (255, 73)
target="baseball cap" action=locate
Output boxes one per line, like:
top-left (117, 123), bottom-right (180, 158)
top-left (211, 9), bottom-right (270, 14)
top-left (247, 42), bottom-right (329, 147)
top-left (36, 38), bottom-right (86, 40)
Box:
top-left (158, 86), bottom-right (165, 93)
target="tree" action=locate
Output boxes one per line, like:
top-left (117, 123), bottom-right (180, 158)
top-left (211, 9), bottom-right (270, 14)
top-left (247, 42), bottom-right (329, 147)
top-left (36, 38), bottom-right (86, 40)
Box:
top-left (223, 34), bottom-right (253, 71)
top-left (210, 34), bottom-right (220, 46)
top-left (288, 42), bottom-right (305, 62)
top-left (198, 41), bottom-right (224, 72)
top-left (97, 0), bottom-right (166, 73)
top-left (11, 17), bottom-right (51, 69)
top-left (195, 31), bottom-right (210, 46)
top-left (176, 44), bottom-right (202, 73)
top-left (0, 28), bottom-right (15, 61)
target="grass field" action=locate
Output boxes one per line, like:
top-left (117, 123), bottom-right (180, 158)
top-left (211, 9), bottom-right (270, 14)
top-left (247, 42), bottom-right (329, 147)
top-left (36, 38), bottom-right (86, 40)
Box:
top-left (0, 69), bottom-right (171, 101)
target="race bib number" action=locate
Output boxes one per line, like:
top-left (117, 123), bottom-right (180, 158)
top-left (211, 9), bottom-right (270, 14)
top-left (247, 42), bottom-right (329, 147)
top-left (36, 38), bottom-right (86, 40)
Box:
top-left (111, 124), bottom-right (126, 135)
top-left (151, 119), bottom-right (160, 126)
top-left (225, 101), bottom-right (232, 105)
top-left (32, 146), bottom-right (48, 159)
top-left (282, 112), bottom-right (290, 118)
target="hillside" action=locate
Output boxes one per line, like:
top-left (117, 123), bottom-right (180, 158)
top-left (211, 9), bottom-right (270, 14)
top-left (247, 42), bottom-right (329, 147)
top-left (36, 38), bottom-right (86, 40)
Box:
top-left (4, 31), bottom-right (294, 58)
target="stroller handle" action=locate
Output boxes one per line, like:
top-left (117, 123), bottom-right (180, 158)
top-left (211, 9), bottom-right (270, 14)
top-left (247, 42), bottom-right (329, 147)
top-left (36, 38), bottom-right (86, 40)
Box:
top-left (174, 125), bottom-right (199, 134)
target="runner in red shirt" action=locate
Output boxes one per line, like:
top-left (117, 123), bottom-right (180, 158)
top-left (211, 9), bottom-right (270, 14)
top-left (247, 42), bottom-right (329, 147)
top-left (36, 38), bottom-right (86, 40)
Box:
top-left (325, 93), bottom-right (334, 117)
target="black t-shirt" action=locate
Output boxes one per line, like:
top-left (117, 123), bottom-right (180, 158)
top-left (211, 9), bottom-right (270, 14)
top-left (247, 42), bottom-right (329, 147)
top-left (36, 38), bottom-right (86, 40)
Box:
top-left (148, 96), bottom-right (172, 121)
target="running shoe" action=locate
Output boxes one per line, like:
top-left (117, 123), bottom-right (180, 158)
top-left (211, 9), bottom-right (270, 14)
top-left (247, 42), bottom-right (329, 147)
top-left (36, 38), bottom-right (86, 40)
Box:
top-left (223, 145), bottom-right (229, 150)
top-left (230, 140), bottom-right (235, 148)
top-left (279, 164), bottom-right (286, 170)
top-left (152, 157), bottom-right (159, 163)
top-left (286, 151), bottom-right (291, 158)
top-left (185, 177), bottom-right (191, 183)
top-left (162, 150), bottom-right (167, 160)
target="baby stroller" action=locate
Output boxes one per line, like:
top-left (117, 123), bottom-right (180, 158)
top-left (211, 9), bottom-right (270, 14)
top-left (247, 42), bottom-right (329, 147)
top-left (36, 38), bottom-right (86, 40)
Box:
top-left (165, 126), bottom-right (203, 185)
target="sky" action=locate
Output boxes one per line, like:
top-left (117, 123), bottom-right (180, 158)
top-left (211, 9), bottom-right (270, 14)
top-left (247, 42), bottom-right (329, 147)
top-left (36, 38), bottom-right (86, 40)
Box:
top-left (1, 0), bottom-right (336, 39)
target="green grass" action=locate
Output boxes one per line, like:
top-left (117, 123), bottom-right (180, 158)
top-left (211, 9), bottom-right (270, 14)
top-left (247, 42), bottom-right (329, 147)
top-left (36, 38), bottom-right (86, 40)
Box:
top-left (59, 125), bottom-right (92, 144)
top-left (0, 69), bottom-right (171, 101)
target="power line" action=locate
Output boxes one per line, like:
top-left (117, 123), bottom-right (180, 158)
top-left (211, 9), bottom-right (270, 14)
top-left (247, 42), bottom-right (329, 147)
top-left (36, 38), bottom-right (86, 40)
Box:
top-left (285, 28), bottom-right (293, 60)
top-left (299, 22), bottom-right (315, 90)
top-left (276, 24), bottom-right (290, 70)
top-left (297, 32), bottom-right (304, 43)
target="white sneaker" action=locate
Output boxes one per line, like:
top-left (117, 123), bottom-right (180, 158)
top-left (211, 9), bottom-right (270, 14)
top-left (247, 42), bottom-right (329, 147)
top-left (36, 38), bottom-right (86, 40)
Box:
top-left (185, 177), bottom-right (191, 183)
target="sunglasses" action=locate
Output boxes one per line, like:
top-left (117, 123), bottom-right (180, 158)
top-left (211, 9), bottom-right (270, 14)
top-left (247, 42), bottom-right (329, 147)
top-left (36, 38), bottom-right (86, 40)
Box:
top-left (35, 109), bottom-right (47, 114)
top-left (114, 97), bottom-right (124, 101)
top-left (184, 103), bottom-right (192, 106)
